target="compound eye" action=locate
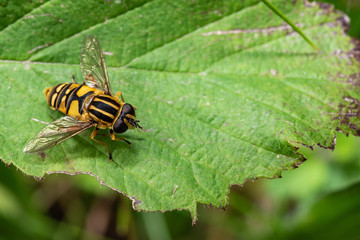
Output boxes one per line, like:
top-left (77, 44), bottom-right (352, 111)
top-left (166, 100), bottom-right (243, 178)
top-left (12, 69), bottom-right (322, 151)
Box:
top-left (122, 104), bottom-right (135, 116)
top-left (113, 119), bottom-right (128, 133)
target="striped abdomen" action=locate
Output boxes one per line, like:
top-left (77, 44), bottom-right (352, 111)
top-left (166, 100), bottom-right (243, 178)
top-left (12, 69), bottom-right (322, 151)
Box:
top-left (44, 83), bottom-right (96, 120)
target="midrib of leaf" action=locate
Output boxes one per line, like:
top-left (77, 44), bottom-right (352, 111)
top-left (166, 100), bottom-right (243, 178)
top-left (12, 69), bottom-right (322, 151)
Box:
top-left (201, 76), bottom-right (329, 144)
top-left (147, 88), bottom-right (295, 158)
top-left (121, 65), bottom-right (334, 150)
top-left (135, 78), bottom-right (302, 164)
top-left (126, 63), bottom-right (340, 131)
top-left (126, 66), bottom-right (314, 156)
top-left (1, 59), bottom-right (319, 160)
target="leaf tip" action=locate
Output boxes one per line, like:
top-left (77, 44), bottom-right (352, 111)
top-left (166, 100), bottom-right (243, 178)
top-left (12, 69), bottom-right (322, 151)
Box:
top-left (190, 203), bottom-right (198, 225)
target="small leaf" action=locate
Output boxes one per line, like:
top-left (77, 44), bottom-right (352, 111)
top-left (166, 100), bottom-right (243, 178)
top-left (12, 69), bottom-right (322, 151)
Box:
top-left (0, 0), bottom-right (359, 222)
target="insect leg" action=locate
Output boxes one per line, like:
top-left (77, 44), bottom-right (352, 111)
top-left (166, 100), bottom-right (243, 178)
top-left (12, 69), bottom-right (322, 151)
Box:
top-left (115, 91), bottom-right (125, 102)
top-left (109, 129), bottom-right (131, 146)
top-left (71, 74), bottom-right (77, 83)
top-left (91, 127), bottom-right (113, 161)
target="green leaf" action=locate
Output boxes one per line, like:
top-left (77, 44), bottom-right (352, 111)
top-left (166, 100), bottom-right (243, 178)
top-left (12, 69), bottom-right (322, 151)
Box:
top-left (0, 0), bottom-right (359, 221)
top-left (261, 0), bottom-right (318, 51)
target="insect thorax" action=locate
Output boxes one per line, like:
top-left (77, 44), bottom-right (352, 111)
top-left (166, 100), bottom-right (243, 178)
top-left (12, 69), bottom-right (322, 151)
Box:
top-left (88, 94), bottom-right (122, 126)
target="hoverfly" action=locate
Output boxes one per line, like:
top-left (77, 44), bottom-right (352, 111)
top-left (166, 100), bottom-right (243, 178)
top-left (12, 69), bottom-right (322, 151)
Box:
top-left (23, 35), bottom-right (142, 160)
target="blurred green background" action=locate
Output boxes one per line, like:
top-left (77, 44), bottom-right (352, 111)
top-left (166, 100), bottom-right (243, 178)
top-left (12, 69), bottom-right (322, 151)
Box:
top-left (1, 1), bottom-right (360, 239)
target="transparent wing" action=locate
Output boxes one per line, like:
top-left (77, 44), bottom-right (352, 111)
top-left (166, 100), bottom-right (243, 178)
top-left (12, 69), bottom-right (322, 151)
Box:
top-left (23, 117), bottom-right (94, 154)
top-left (80, 35), bottom-right (112, 95)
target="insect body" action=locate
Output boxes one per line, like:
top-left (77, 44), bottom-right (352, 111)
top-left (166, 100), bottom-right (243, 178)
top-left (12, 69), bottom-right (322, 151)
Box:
top-left (45, 83), bottom-right (122, 127)
top-left (23, 35), bottom-right (142, 160)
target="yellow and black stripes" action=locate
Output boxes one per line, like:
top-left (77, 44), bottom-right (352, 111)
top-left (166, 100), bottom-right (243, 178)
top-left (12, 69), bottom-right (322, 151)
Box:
top-left (55, 84), bottom-right (72, 110)
top-left (65, 84), bottom-right (94, 115)
top-left (44, 83), bottom-right (122, 126)
top-left (45, 83), bottom-right (67, 109)
top-left (45, 83), bottom-right (95, 119)
top-left (24, 36), bottom-right (141, 160)
top-left (88, 95), bottom-right (120, 124)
